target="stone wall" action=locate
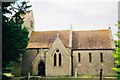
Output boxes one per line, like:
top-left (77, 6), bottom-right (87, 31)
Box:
top-left (32, 49), bottom-right (48, 75)
top-left (46, 38), bottom-right (71, 76)
top-left (19, 49), bottom-right (114, 77)
top-left (21, 48), bottom-right (48, 76)
top-left (73, 50), bottom-right (114, 76)
top-left (12, 61), bottom-right (22, 76)
top-left (21, 49), bottom-right (37, 76)
top-left (46, 49), bottom-right (71, 76)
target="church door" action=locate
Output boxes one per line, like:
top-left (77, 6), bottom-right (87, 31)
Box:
top-left (38, 61), bottom-right (45, 76)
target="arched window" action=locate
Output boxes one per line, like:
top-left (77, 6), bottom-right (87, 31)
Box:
top-left (59, 53), bottom-right (62, 66)
top-left (54, 53), bottom-right (56, 66)
top-left (89, 53), bottom-right (92, 62)
top-left (78, 53), bottom-right (81, 62)
top-left (100, 53), bottom-right (103, 62)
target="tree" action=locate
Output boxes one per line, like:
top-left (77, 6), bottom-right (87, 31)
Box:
top-left (112, 21), bottom-right (120, 79)
top-left (2, 1), bottom-right (31, 68)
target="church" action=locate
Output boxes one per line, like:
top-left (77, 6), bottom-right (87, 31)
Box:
top-left (12, 11), bottom-right (115, 77)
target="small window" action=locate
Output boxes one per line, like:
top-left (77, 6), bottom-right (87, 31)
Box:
top-left (89, 53), bottom-right (92, 62)
top-left (100, 53), bottom-right (103, 62)
top-left (59, 53), bottom-right (62, 66)
top-left (54, 53), bottom-right (57, 66)
top-left (78, 53), bottom-right (81, 62)
top-left (56, 49), bottom-right (59, 52)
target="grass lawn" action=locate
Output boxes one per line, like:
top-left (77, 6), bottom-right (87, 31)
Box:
top-left (3, 73), bottom-right (14, 77)
top-left (31, 78), bottom-right (94, 80)
top-left (30, 78), bottom-right (116, 80)
top-left (3, 73), bottom-right (116, 80)
top-left (30, 76), bottom-right (116, 80)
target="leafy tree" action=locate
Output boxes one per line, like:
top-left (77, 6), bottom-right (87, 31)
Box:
top-left (2, 1), bottom-right (31, 69)
top-left (112, 21), bottom-right (120, 79)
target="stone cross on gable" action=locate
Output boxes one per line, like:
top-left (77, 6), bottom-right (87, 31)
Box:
top-left (56, 32), bottom-right (59, 38)
top-left (70, 24), bottom-right (73, 30)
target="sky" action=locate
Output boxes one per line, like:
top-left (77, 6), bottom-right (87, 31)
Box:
top-left (29, 0), bottom-right (119, 40)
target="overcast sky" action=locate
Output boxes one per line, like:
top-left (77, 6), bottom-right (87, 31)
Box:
top-left (30, 0), bottom-right (119, 40)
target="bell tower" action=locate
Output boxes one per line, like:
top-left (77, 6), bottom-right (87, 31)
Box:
top-left (12, 10), bottom-right (35, 76)
top-left (22, 10), bottom-right (35, 37)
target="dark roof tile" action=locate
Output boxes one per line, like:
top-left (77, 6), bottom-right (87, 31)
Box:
top-left (72, 30), bottom-right (114, 49)
top-left (27, 30), bottom-right (71, 48)
top-left (27, 29), bottom-right (115, 49)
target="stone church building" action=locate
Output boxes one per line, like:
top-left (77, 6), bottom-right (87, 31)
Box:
top-left (12, 11), bottom-right (115, 77)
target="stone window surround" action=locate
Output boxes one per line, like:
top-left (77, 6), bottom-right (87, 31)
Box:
top-left (53, 49), bottom-right (62, 67)
top-left (100, 52), bottom-right (103, 62)
top-left (78, 53), bottom-right (80, 62)
top-left (77, 52), bottom-right (104, 63)
top-left (89, 52), bottom-right (92, 62)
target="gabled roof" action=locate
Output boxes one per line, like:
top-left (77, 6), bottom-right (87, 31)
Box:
top-left (27, 29), bottom-right (115, 49)
top-left (72, 29), bottom-right (115, 49)
top-left (27, 30), bottom-right (71, 48)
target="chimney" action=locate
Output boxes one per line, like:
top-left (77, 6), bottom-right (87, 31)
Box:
top-left (108, 24), bottom-right (111, 29)
top-left (69, 25), bottom-right (73, 48)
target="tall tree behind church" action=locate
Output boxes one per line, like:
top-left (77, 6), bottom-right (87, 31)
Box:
top-left (2, 1), bottom-right (31, 69)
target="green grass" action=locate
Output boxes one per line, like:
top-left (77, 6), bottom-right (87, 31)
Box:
top-left (3, 73), bottom-right (14, 77)
top-left (30, 77), bottom-right (116, 80)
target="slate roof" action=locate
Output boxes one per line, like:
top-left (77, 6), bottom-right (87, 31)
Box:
top-left (72, 30), bottom-right (114, 49)
top-left (27, 29), bottom-right (115, 49)
top-left (27, 30), bottom-right (71, 48)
